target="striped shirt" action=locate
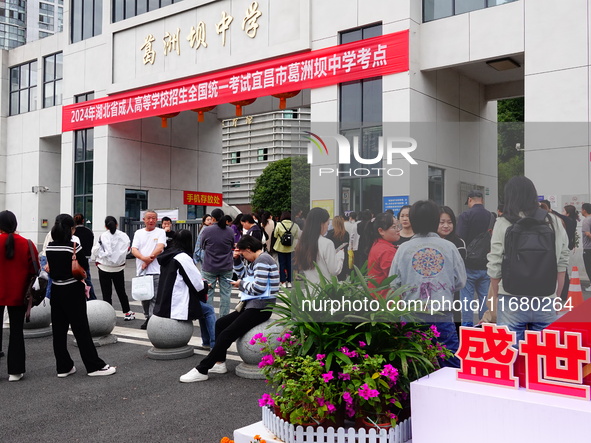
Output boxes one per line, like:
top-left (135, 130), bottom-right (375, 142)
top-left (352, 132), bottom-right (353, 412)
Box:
top-left (234, 252), bottom-right (279, 309)
top-left (46, 241), bottom-right (87, 286)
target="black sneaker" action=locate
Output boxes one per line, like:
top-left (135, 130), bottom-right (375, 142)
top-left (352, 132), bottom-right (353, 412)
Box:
top-left (140, 319), bottom-right (149, 330)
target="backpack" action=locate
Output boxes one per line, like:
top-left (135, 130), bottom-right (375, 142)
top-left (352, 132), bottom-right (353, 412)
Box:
top-left (464, 214), bottom-right (496, 269)
top-left (501, 208), bottom-right (557, 296)
top-left (279, 222), bottom-right (293, 247)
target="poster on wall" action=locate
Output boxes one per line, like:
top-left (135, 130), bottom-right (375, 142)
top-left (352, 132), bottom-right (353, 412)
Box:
top-left (383, 196), bottom-right (409, 214)
top-left (312, 200), bottom-right (335, 219)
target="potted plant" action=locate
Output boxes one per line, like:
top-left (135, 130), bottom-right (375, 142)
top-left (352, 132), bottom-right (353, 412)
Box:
top-left (255, 331), bottom-right (341, 426)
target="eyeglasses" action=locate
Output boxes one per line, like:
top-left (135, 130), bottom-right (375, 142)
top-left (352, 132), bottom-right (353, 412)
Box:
top-left (390, 224), bottom-right (402, 231)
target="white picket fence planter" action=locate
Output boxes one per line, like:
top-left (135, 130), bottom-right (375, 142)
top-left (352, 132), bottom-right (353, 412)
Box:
top-left (262, 407), bottom-right (412, 443)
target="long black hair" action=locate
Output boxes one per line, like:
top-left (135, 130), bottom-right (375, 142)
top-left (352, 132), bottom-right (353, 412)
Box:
top-left (172, 229), bottom-right (194, 255)
top-left (105, 216), bottom-right (118, 234)
top-left (294, 207), bottom-right (330, 270)
top-left (211, 208), bottom-right (227, 229)
top-left (51, 214), bottom-right (75, 243)
top-left (502, 176), bottom-right (540, 223)
top-left (0, 210), bottom-right (18, 259)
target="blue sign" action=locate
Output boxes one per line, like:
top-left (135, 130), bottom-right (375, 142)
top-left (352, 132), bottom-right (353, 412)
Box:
top-left (383, 196), bottom-right (409, 214)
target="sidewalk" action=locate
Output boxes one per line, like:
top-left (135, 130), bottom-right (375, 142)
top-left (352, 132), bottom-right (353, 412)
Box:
top-left (0, 259), bottom-right (264, 443)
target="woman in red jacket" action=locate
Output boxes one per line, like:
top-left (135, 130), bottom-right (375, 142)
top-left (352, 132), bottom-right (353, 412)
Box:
top-left (0, 210), bottom-right (37, 382)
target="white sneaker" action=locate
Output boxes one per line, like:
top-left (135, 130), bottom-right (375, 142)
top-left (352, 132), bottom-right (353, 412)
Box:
top-left (180, 368), bottom-right (208, 382)
top-left (57, 366), bottom-right (77, 378)
top-left (8, 373), bottom-right (24, 382)
top-left (286, 282), bottom-right (293, 288)
top-left (88, 365), bottom-right (116, 377)
top-left (124, 311), bottom-right (135, 321)
top-left (585, 285), bottom-right (591, 292)
top-left (209, 362), bottom-right (228, 374)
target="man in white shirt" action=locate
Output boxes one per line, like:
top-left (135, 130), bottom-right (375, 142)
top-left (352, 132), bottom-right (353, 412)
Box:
top-left (132, 210), bottom-right (166, 329)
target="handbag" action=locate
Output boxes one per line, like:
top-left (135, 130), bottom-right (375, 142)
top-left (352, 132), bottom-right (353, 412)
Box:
top-left (131, 270), bottom-right (155, 301)
top-left (71, 242), bottom-right (87, 281)
top-left (24, 240), bottom-right (49, 322)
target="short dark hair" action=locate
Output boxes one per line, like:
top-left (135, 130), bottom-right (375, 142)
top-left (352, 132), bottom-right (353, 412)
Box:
top-left (162, 216), bottom-right (172, 223)
top-left (409, 200), bottom-right (439, 235)
top-left (540, 200), bottom-right (551, 210)
top-left (236, 234), bottom-right (263, 252)
top-left (582, 203), bottom-right (591, 214)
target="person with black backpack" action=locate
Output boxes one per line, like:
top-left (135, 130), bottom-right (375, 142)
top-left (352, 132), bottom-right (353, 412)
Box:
top-left (273, 211), bottom-right (300, 288)
top-left (457, 190), bottom-right (495, 327)
top-left (483, 176), bottom-right (569, 342)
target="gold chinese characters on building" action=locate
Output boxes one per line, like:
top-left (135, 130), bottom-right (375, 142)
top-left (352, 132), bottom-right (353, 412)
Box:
top-left (140, 2), bottom-right (262, 65)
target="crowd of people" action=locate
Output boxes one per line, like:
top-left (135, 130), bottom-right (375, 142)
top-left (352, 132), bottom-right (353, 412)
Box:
top-left (0, 174), bottom-right (580, 380)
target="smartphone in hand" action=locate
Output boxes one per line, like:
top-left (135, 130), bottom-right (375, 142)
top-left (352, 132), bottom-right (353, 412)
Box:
top-left (335, 242), bottom-right (347, 252)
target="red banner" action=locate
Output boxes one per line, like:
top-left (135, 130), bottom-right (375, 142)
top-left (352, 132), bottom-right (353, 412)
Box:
top-left (183, 191), bottom-right (223, 206)
top-left (62, 30), bottom-right (409, 132)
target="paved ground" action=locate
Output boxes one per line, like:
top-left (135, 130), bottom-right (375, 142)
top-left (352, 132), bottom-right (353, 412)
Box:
top-left (2, 261), bottom-right (590, 443)
top-left (0, 260), bottom-right (265, 443)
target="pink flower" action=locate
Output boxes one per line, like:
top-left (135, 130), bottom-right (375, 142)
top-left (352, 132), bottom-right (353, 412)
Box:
top-left (358, 383), bottom-right (380, 400)
top-left (317, 397), bottom-right (326, 406)
top-left (327, 403), bottom-right (337, 413)
top-left (342, 392), bottom-right (353, 404)
top-left (258, 393), bottom-right (275, 407)
top-left (322, 371), bottom-right (334, 382)
top-left (380, 364), bottom-right (399, 383)
top-left (338, 372), bottom-right (350, 380)
top-left (316, 354), bottom-right (326, 361)
top-left (359, 341), bottom-right (367, 347)
top-left (430, 324), bottom-right (441, 338)
top-left (274, 346), bottom-right (286, 357)
top-left (258, 355), bottom-right (275, 368)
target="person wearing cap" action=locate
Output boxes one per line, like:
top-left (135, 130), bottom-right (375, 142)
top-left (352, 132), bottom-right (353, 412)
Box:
top-left (457, 190), bottom-right (495, 327)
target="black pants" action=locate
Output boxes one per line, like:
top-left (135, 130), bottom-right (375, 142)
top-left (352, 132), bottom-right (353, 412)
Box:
top-left (196, 308), bottom-right (272, 374)
top-left (98, 269), bottom-right (131, 313)
top-left (0, 305), bottom-right (26, 375)
top-left (584, 250), bottom-right (591, 289)
top-left (50, 282), bottom-right (106, 374)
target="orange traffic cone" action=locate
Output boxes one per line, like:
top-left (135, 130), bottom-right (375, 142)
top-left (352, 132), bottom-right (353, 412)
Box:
top-left (563, 266), bottom-right (585, 311)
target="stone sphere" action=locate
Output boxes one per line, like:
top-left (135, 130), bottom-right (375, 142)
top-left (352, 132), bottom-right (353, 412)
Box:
top-left (147, 315), bottom-right (194, 349)
top-left (23, 300), bottom-right (51, 329)
top-left (236, 319), bottom-right (284, 366)
top-left (86, 300), bottom-right (116, 337)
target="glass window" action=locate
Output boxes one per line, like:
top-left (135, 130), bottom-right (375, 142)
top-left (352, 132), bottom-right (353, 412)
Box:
top-left (113, 0), bottom-right (184, 22)
top-left (73, 92), bottom-right (95, 227)
top-left (71, 0), bottom-right (102, 43)
top-left (43, 52), bottom-right (62, 108)
top-left (257, 148), bottom-right (268, 161)
top-left (231, 152), bottom-right (241, 164)
top-left (428, 167), bottom-right (445, 206)
top-left (9, 60), bottom-right (37, 116)
top-left (456, 0), bottom-right (486, 14)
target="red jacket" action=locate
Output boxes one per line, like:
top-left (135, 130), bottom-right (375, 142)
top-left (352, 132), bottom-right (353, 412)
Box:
top-left (367, 238), bottom-right (397, 297)
top-left (0, 234), bottom-right (37, 306)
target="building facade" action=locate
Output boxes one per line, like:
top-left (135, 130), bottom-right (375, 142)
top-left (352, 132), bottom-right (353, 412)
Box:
top-left (0, 0), bottom-right (588, 245)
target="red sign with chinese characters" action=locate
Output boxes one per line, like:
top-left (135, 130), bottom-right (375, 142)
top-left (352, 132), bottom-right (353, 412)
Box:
top-left (183, 191), bottom-right (223, 207)
top-left (62, 30), bottom-right (409, 132)
top-left (457, 324), bottom-right (591, 400)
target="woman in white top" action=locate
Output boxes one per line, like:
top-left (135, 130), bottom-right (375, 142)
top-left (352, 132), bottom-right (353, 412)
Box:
top-left (294, 207), bottom-right (344, 286)
top-left (91, 216), bottom-right (135, 320)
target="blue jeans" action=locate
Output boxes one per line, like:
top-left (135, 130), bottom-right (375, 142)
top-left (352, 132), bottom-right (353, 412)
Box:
top-left (460, 269), bottom-right (490, 327)
top-left (201, 270), bottom-right (233, 318)
top-left (497, 294), bottom-right (557, 343)
top-left (198, 301), bottom-right (216, 348)
top-left (277, 252), bottom-right (292, 283)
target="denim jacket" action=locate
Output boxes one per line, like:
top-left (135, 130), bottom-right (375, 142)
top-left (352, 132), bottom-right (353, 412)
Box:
top-left (389, 232), bottom-right (467, 307)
